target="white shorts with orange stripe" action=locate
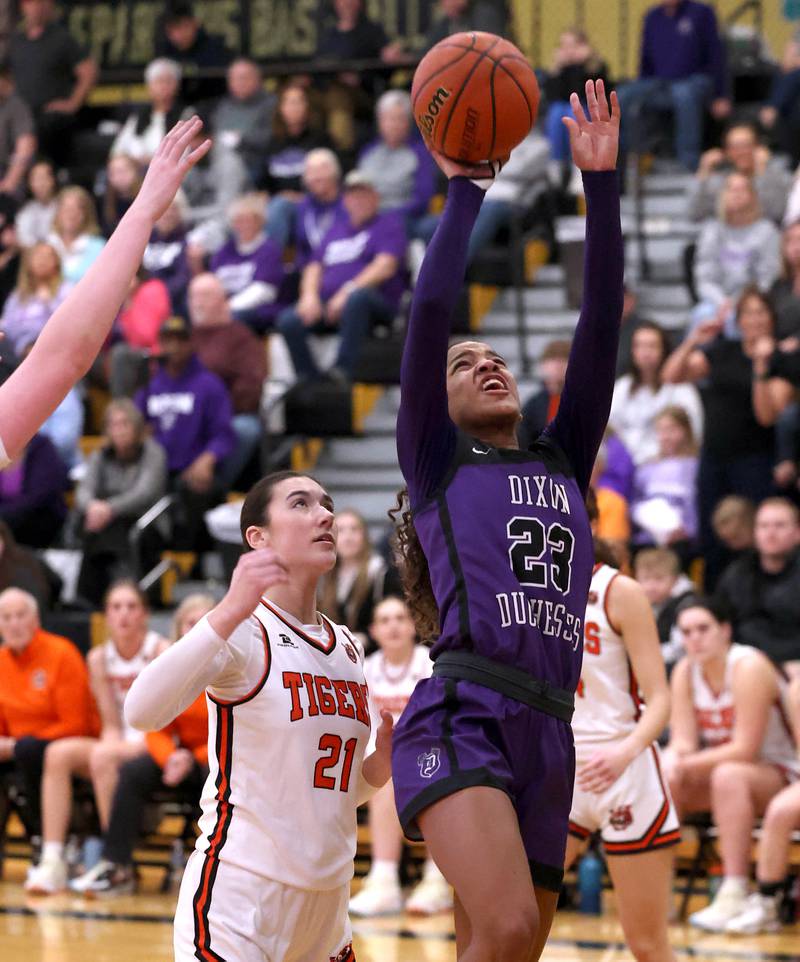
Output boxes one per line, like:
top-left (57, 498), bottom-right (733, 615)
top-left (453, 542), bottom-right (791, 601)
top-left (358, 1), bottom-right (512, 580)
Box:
top-left (568, 743), bottom-right (680, 855)
top-left (174, 850), bottom-right (355, 962)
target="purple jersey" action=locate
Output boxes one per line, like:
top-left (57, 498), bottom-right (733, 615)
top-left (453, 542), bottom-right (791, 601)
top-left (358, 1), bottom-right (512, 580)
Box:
top-left (396, 174), bottom-right (623, 694)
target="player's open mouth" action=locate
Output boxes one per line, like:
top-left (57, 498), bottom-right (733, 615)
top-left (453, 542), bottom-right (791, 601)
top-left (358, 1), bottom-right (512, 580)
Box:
top-left (481, 376), bottom-right (507, 393)
top-left (314, 534), bottom-right (335, 545)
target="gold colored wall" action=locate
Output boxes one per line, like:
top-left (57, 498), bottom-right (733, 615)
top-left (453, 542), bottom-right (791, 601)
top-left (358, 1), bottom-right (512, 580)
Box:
top-left (511, 1), bottom-right (795, 78)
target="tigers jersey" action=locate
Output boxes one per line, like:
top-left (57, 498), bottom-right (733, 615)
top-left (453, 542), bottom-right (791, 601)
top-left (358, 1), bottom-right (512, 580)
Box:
top-left (572, 564), bottom-right (641, 754)
top-left (104, 631), bottom-right (163, 742)
top-left (363, 645), bottom-right (432, 726)
top-left (192, 599), bottom-right (372, 897)
top-left (691, 643), bottom-right (799, 777)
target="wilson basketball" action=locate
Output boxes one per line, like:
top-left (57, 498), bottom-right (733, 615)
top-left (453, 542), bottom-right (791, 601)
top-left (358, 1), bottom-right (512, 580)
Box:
top-left (411, 32), bottom-right (540, 164)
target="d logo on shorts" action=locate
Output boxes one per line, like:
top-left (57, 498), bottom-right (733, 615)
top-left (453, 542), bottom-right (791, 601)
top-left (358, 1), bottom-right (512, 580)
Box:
top-left (609, 804), bottom-right (633, 831)
top-left (417, 747), bottom-right (441, 778)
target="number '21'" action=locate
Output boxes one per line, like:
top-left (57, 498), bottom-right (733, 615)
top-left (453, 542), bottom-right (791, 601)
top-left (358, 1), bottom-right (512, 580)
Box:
top-left (506, 517), bottom-right (575, 594)
top-left (314, 734), bottom-right (357, 792)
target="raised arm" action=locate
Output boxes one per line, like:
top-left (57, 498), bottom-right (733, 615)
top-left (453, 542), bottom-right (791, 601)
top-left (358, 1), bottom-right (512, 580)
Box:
top-left (0, 118), bottom-right (211, 464)
top-left (396, 172), bottom-right (485, 503)
top-left (544, 81), bottom-right (624, 495)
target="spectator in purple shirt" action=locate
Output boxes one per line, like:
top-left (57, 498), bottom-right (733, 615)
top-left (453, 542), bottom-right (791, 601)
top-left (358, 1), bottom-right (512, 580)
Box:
top-left (617, 0), bottom-right (731, 171)
top-left (135, 315), bottom-right (235, 550)
top-left (142, 192), bottom-right (192, 317)
top-left (277, 170), bottom-right (406, 382)
top-left (0, 433), bottom-right (67, 548)
top-left (294, 148), bottom-right (347, 269)
top-left (209, 193), bottom-right (284, 333)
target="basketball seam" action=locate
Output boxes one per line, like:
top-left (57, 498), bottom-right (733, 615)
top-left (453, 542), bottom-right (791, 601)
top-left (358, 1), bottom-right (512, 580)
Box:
top-left (488, 60), bottom-right (498, 160)
top-left (493, 56), bottom-right (534, 128)
top-left (439, 34), bottom-right (503, 160)
top-left (411, 36), bottom-right (477, 111)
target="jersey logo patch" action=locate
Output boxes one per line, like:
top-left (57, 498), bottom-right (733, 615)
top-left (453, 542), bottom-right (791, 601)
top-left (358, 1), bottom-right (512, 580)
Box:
top-left (418, 747), bottom-right (441, 778)
top-left (330, 943), bottom-right (355, 962)
top-left (31, 669), bottom-right (47, 691)
top-left (277, 633), bottom-right (297, 648)
top-left (471, 444), bottom-right (490, 455)
top-left (609, 804), bottom-right (633, 831)
top-left (344, 641), bottom-right (359, 664)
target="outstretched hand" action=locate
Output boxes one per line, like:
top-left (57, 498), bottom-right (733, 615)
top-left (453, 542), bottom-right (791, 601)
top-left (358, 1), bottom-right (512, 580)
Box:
top-left (133, 116), bottom-right (212, 223)
top-left (430, 149), bottom-right (507, 191)
top-left (563, 79), bottom-right (619, 172)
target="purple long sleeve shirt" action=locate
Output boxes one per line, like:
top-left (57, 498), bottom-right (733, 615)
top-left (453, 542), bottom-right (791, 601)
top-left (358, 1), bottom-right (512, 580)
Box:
top-left (640, 0), bottom-right (727, 97)
top-left (396, 173), bottom-right (623, 689)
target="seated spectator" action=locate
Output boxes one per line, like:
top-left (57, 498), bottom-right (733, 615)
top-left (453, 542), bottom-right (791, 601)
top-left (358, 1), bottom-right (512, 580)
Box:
top-left (74, 399), bottom-right (168, 605)
top-left (0, 588), bottom-right (94, 841)
top-left (759, 30), bottom-right (800, 168)
top-left (7, 0), bottom-right (97, 170)
top-left (318, 509), bottom-right (401, 653)
top-left (357, 91), bottom-right (436, 236)
top-left (711, 495), bottom-right (755, 563)
top-left (0, 64), bottom-right (36, 201)
top-left (318, 0), bottom-right (407, 153)
top-left (424, 0), bottom-right (506, 49)
top-left (714, 498), bottom-right (800, 676)
top-left (667, 599), bottom-right (799, 933)
top-left (518, 339), bottom-right (571, 448)
top-left (0, 241), bottom-right (70, 357)
top-left (663, 289), bottom-right (778, 588)
top-left (610, 321), bottom-right (703, 465)
top-left (294, 148), bottom-right (347, 268)
top-left (634, 547), bottom-right (697, 672)
top-left (111, 59), bottom-right (185, 170)
top-left (693, 174), bottom-right (781, 327)
top-left (630, 405), bottom-right (699, 557)
top-left (724, 678), bottom-right (800, 935)
top-left (257, 83), bottom-right (334, 249)
top-left (0, 432), bottom-right (66, 547)
top-left (588, 439), bottom-right (632, 556)
top-left (209, 194), bottom-right (284, 333)
top-left (188, 273), bottom-right (267, 487)
top-left (109, 269), bottom-right (172, 397)
top-left (24, 580), bottom-right (169, 895)
top-left (15, 160), bottom-right (57, 248)
top-left (543, 28), bottom-right (610, 182)
top-left (210, 58), bottom-right (276, 187)
top-left (47, 186), bottom-right (105, 284)
top-left (616, 0), bottom-right (729, 171)
top-left (688, 124), bottom-right (792, 225)
top-left (142, 192), bottom-right (191, 317)
top-left (136, 315), bottom-right (235, 551)
top-left (770, 220), bottom-right (800, 339)
top-left (99, 154), bottom-right (142, 237)
top-left (349, 597), bottom-right (448, 917)
top-left (69, 593), bottom-right (214, 897)
top-left (277, 170), bottom-right (406, 382)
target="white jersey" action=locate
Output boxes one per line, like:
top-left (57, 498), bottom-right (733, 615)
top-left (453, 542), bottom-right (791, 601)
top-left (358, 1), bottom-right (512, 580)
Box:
top-left (572, 565), bottom-right (642, 754)
top-left (193, 599), bottom-right (371, 894)
top-left (691, 643), bottom-right (799, 777)
top-left (363, 645), bottom-right (432, 727)
top-left (104, 631), bottom-right (162, 742)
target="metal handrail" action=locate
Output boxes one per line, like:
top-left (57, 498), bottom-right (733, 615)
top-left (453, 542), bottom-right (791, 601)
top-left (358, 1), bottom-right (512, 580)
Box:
top-left (128, 494), bottom-right (175, 585)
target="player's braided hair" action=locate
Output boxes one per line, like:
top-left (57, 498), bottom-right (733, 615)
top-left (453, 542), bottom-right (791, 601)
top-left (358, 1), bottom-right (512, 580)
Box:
top-left (388, 486), bottom-right (440, 644)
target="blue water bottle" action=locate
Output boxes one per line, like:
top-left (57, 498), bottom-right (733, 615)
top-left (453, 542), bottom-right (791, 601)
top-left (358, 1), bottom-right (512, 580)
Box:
top-left (578, 846), bottom-right (603, 915)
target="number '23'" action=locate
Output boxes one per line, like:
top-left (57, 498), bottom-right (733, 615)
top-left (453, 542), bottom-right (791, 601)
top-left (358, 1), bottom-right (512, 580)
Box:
top-left (507, 517), bottom-right (575, 594)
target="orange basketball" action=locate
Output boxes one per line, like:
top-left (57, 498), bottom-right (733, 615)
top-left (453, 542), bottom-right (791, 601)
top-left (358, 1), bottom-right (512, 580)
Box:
top-left (411, 32), bottom-right (540, 164)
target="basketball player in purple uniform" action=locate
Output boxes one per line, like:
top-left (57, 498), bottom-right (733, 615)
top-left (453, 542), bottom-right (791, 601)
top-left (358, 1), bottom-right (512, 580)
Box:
top-left (391, 80), bottom-right (623, 961)
top-left (0, 119), bottom-right (209, 470)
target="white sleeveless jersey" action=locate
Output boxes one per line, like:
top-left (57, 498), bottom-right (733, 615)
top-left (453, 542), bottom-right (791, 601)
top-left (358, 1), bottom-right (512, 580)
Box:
top-left (194, 599), bottom-right (371, 893)
top-left (363, 645), bottom-right (432, 726)
top-left (104, 631), bottom-right (163, 742)
top-left (691, 643), bottom-right (799, 776)
top-left (572, 565), bottom-right (642, 752)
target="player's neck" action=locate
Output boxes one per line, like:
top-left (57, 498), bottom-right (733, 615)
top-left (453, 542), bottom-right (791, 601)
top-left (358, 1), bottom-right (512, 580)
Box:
top-left (474, 425), bottom-right (520, 450)
top-left (264, 578), bottom-right (320, 627)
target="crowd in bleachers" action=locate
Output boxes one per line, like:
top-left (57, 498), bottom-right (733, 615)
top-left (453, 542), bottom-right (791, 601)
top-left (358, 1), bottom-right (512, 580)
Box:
top-left (1, 0), bottom-right (800, 937)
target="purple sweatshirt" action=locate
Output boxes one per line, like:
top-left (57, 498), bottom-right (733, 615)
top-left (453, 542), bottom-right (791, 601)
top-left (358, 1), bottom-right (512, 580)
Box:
top-left (142, 226), bottom-right (191, 313)
top-left (640, 0), bottom-right (727, 97)
top-left (631, 455), bottom-right (699, 545)
top-left (210, 233), bottom-right (285, 328)
top-left (294, 193), bottom-right (348, 268)
top-left (0, 433), bottom-right (67, 528)
top-left (396, 173), bottom-right (623, 689)
top-left (135, 355), bottom-right (235, 473)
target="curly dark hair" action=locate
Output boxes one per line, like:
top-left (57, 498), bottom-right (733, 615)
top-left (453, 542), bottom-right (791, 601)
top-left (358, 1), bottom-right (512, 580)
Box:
top-left (388, 486), bottom-right (440, 643)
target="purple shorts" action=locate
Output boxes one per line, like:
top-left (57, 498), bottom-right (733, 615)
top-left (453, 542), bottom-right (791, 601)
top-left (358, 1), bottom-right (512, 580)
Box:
top-left (392, 675), bottom-right (575, 892)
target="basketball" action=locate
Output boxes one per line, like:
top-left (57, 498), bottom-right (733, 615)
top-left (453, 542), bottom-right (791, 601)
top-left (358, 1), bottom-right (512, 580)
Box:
top-left (411, 31), bottom-right (540, 164)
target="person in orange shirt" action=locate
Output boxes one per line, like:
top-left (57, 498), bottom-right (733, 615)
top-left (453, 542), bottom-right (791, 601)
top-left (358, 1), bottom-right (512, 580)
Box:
top-left (69, 594), bottom-right (215, 896)
top-left (0, 587), bottom-right (93, 840)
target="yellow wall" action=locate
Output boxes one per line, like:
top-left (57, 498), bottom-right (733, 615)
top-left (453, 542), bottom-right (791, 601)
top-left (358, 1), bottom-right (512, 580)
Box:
top-left (511, 1), bottom-right (795, 79)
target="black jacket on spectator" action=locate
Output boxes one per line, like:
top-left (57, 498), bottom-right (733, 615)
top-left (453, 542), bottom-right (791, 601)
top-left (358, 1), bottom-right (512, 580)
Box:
top-left (318, 14), bottom-right (388, 60)
top-left (544, 61), bottom-right (610, 104)
top-left (518, 388), bottom-right (556, 450)
top-left (257, 129), bottom-right (334, 195)
top-left (714, 547), bottom-right (800, 666)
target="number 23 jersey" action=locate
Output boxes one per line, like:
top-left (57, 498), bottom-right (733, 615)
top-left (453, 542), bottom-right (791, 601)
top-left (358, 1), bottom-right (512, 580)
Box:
top-left (195, 599), bottom-right (372, 891)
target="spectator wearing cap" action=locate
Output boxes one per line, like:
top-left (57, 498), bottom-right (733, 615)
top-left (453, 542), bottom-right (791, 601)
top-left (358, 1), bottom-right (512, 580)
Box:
top-left (135, 315), bottom-right (235, 550)
top-left (0, 65), bottom-right (36, 201)
top-left (294, 149), bottom-right (348, 269)
top-left (277, 170), bottom-right (406, 382)
top-left (7, 0), bottom-right (97, 169)
top-left (616, 0), bottom-right (730, 172)
top-left (188, 273), bottom-right (267, 488)
top-left (111, 59), bottom-right (187, 169)
top-left (209, 194), bottom-right (284, 334)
